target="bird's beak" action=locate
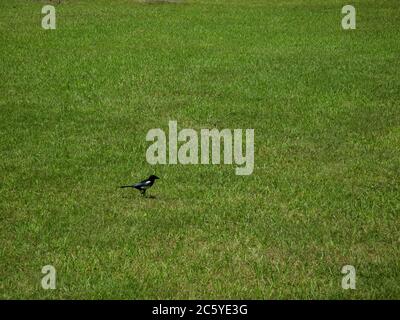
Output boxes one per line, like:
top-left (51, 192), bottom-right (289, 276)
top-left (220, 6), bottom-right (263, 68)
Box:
top-left (155, 176), bottom-right (160, 179)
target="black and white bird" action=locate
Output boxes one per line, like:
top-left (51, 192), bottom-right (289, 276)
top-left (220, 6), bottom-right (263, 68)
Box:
top-left (120, 175), bottom-right (160, 196)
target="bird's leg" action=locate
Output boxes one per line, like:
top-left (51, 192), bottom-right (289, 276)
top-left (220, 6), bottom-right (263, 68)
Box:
top-left (141, 189), bottom-right (146, 197)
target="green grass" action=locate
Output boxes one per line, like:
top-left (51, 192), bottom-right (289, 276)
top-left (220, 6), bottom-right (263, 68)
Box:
top-left (0, 0), bottom-right (399, 299)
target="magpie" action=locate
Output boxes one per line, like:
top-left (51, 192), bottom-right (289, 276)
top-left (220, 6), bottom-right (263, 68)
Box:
top-left (120, 175), bottom-right (160, 196)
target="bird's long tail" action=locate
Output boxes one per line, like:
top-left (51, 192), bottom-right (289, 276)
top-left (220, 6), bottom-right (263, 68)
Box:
top-left (120, 185), bottom-right (133, 188)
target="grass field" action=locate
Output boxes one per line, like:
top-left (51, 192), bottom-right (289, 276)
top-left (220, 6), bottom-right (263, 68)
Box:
top-left (1, 0), bottom-right (399, 299)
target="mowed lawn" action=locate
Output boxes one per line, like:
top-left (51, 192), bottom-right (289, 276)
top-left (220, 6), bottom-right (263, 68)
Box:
top-left (0, 0), bottom-right (399, 299)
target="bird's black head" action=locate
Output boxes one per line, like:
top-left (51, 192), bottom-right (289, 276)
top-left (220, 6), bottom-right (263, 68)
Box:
top-left (148, 175), bottom-right (160, 180)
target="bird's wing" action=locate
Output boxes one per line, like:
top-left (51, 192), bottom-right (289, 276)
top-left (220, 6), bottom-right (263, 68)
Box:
top-left (134, 180), bottom-right (151, 189)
